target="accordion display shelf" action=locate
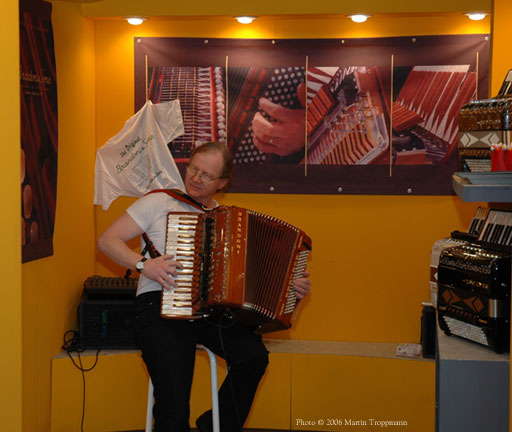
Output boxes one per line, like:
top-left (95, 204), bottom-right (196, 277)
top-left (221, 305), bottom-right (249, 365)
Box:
top-left (440, 178), bottom-right (512, 432)
top-left (436, 323), bottom-right (509, 432)
top-left (452, 171), bottom-right (512, 202)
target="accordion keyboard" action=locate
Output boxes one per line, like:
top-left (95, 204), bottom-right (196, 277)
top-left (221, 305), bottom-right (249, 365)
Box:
top-left (162, 213), bottom-right (203, 318)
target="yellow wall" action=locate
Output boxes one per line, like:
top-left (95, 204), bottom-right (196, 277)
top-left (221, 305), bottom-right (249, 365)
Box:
top-left (291, 355), bottom-right (434, 431)
top-left (21, 2), bottom-right (97, 431)
top-left (95, 13), bottom-right (489, 344)
top-left (0, 1), bottom-right (22, 430)
top-left (490, 0), bottom-right (512, 93)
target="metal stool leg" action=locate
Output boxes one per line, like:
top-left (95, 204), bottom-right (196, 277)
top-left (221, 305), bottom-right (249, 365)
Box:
top-left (145, 345), bottom-right (220, 432)
top-left (145, 378), bottom-right (154, 432)
top-left (199, 345), bottom-right (220, 432)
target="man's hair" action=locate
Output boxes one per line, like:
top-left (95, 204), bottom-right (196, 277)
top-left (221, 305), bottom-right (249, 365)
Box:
top-left (190, 142), bottom-right (234, 192)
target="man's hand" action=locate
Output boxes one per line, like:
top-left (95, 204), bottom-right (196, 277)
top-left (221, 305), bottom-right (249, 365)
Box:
top-left (141, 255), bottom-right (183, 290)
top-left (294, 271), bottom-right (311, 300)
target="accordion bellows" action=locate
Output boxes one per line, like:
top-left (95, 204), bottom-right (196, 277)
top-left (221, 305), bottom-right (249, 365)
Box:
top-left (162, 206), bottom-right (312, 333)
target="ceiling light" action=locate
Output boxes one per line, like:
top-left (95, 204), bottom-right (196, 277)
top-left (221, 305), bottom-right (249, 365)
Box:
top-left (126, 17), bottom-right (146, 25)
top-left (235, 16), bottom-right (257, 24)
top-left (465, 12), bottom-right (488, 21)
top-left (348, 14), bottom-right (371, 23)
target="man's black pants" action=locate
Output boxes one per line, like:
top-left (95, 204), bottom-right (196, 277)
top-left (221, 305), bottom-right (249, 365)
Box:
top-left (135, 291), bottom-right (269, 432)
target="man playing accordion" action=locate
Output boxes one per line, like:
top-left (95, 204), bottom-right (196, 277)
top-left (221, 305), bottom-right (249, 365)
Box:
top-left (97, 142), bottom-right (311, 432)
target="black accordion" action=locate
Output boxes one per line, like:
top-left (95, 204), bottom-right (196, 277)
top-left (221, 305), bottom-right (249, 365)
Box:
top-left (161, 205), bottom-right (312, 334)
top-left (437, 208), bottom-right (512, 353)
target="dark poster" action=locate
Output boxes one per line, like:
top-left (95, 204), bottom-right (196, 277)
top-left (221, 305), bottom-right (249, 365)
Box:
top-left (20, 0), bottom-right (58, 262)
top-left (134, 35), bottom-right (489, 195)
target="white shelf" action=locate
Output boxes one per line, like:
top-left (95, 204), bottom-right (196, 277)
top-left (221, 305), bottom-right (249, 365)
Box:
top-left (452, 172), bottom-right (512, 202)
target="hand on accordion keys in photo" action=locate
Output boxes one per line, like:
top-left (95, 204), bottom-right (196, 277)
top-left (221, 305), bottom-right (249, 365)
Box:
top-left (252, 82), bottom-right (307, 156)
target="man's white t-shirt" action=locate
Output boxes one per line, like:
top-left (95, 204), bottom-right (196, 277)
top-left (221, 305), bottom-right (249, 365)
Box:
top-left (127, 192), bottom-right (210, 296)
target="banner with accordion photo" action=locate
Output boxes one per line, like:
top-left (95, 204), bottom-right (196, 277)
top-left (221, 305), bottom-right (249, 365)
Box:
top-left (134, 35), bottom-right (489, 195)
top-left (20, 0), bottom-right (58, 262)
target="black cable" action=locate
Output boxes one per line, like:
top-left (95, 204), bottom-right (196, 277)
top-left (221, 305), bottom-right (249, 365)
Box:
top-left (204, 308), bottom-right (237, 330)
top-left (78, 353), bottom-right (86, 432)
top-left (62, 330), bottom-right (102, 432)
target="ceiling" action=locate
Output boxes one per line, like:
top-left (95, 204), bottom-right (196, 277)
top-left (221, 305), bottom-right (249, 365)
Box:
top-left (61, 0), bottom-right (492, 18)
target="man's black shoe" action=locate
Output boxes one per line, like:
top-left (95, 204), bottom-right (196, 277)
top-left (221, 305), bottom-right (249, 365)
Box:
top-left (195, 410), bottom-right (213, 432)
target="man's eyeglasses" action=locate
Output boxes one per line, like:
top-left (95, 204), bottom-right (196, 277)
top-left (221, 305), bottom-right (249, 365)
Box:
top-left (186, 164), bottom-right (222, 183)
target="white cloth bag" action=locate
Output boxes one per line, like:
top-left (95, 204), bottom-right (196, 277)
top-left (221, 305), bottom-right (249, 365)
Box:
top-left (94, 100), bottom-right (185, 210)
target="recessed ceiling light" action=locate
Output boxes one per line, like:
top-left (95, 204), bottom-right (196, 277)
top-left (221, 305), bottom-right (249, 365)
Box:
top-left (348, 14), bottom-right (371, 23)
top-left (126, 17), bottom-right (147, 26)
top-left (235, 16), bottom-right (257, 24)
top-left (465, 12), bottom-right (488, 21)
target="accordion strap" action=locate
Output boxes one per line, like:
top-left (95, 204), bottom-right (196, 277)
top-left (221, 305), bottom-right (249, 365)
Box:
top-left (141, 188), bottom-right (207, 259)
top-left (144, 188), bottom-right (208, 211)
top-left (141, 233), bottom-right (161, 259)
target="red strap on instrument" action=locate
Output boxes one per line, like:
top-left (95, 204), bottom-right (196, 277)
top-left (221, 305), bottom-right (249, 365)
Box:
top-left (144, 188), bottom-right (207, 211)
top-left (141, 233), bottom-right (161, 258)
top-left (141, 189), bottom-right (207, 259)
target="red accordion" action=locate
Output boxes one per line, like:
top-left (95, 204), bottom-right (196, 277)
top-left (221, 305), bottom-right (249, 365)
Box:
top-left (162, 205), bottom-right (312, 333)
